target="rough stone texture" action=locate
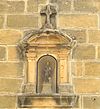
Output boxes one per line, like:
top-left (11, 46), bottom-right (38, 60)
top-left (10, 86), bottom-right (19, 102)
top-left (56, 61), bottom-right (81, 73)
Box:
top-left (0, 96), bottom-right (16, 108)
top-left (83, 96), bottom-right (100, 109)
top-left (0, 46), bottom-right (6, 61)
top-left (50, 0), bottom-right (57, 3)
top-left (98, 46), bottom-right (100, 59)
top-left (88, 30), bottom-right (100, 44)
top-left (7, 15), bottom-right (38, 28)
top-left (0, 30), bottom-right (22, 45)
top-left (0, 62), bottom-right (23, 77)
top-left (0, 1), bottom-right (25, 13)
top-left (85, 62), bottom-right (100, 77)
top-left (27, 0), bottom-right (38, 12)
top-left (73, 78), bottom-right (100, 93)
top-left (0, 15), bottom-right (4, 28)
top-left (57, 0), bottom-right (71, 12)
top-left (0, 78), bottom-right (22, 93)
top-left (62, 29), bottom-right (86, 43)
top-left (58, 14), bottom-right (98, 28)
top-left (8, 46), bottom-right (19, 61)
top-left (72, 62), bottom-right (83, 76)
top-left (72, 45), bottom-right (95, 60)
top-left (38, 0), bottom-right (47, 4)
top-left (74, 0), bottom-right (100, 13)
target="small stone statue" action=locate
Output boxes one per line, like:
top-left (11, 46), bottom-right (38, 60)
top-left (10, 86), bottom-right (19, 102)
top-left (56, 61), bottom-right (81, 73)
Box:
top-left (44, 61), bottom-right (52, 83)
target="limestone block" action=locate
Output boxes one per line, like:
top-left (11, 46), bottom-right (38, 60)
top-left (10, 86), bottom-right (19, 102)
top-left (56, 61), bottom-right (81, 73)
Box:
top-left (7, 15), bottom-right (38, 28)
top-left (8, 46), bottom-right (19, 61)
top-left (98, 46), bottom-right (100, 59)
top-left (0, 62), bottom-right (23, 77)
top-left (27, 0), bottom-right (38, 12)
top-left (72, 62), bottom-right (83, 76)
top-left (0, 96), bottom-right (16, 108)
top-left (74, 0), bottom-right (100, 13)
top-left (38, 0), bottom-right (47, 4)
top-left (58, 14), bottom-right (98, 28)
top-left (0, 0), bottom-right (24, 13)
top-left (88, 30), bottom-right (100, 43)
top-left (83, 96), bottom-right (100, 109)
top-left (72, 45), bottom-right (95, 60)
top-left (73, 78), bottom-right (100, 93)
top-left (57, 0), bottom-right (71, 12)
top-left (0, 29), bottom-right (22, 45)
top-left (0, 78), bottom-right (22, 93)
top-left (0, 46), bottom-right (6, 61)
top-left (85, 62), bottom-right (100, 77)
top-left (0, 15), bottom-right (4, 28)
top-left (63, 29), bottom-right (86, 43)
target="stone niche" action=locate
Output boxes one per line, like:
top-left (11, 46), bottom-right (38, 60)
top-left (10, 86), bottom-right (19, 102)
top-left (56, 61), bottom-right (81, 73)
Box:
top-left (17, 4), bottom-right (79, 109)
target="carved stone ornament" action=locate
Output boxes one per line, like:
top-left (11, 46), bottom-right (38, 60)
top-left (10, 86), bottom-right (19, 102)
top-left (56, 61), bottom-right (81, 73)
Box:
top-left (18, 4), bottom-right (76, 58)
top-left (18, 29), bottom-right (76, 59)
top-left (40, 4), bottom-right (57, 29)
top-left (17, 3), bottom-right (78, 108)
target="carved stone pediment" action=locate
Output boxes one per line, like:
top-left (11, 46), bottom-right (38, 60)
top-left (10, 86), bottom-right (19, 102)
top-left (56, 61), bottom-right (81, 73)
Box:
top-left (18, 29), bottom-right (76, 58)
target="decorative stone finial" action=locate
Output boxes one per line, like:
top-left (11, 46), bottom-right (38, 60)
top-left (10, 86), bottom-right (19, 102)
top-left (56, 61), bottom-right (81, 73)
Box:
top-left (40, 4), bottom-right (57, 29)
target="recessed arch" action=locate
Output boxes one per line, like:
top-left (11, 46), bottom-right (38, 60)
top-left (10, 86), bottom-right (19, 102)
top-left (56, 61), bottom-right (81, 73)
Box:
top-left (36, 54), bottom-right (58, 94)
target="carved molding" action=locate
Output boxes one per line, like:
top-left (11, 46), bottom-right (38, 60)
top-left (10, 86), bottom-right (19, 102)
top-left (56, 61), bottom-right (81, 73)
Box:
top-left (18, 29), bottom-right (76, 59)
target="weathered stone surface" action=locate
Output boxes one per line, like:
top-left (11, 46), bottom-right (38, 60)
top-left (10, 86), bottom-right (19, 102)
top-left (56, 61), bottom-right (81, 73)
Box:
top-left (18, 94), bottom-right (79, 108)
top-left (85, 62), bottom-right (100, 77)
top-left (0, 1), bottom-right (25, 13)
top-left (58, 14), bottom-right (98, 28)
top-left (50, 0), bottom-right (57, 3)
top-left (7, 15), bottom-right (38, 28)
top-left (8, 46), bottom-right (19, 61)
top-left (0, 96), bottom-right (16, 108)
top-left (0, 30), bottom-right (22, 44)
top-left (74, 0), bottom-right (100, 13)
top-left (62, 29), bottom-right (86, 43)
top-left (73, 78), bottom-right (100, 93)
top-left (74, 0), bottom-right (98, 12)
top-left (98, 46), bottom-right (100, 59)
top-left (0, 15), bottom-right (4, 28)
top-left (38, 0), bottom-right (47, 4)
top-left (0, 62), bottom-right (23, 77)
top-left (88, 30), bottom-right (100, 43)
top-left (0, 78), bottom-right (22, 93)
top-left (58, 0), bottom-right (71, 12)
top-left (0, 46), bottom-right (6, 61)
top-left (27, 0), bottom-right (38, 12)
top-left (72, 62), bottom-right (83, 76)
top-left (72, 45), bottom-right (95, 60)
top-left (83, 96), bottom-right (100, 109)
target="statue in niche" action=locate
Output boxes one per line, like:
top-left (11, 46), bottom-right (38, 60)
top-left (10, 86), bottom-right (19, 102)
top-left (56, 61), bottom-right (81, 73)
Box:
top-left (44, 61), bottom-right (52, 83)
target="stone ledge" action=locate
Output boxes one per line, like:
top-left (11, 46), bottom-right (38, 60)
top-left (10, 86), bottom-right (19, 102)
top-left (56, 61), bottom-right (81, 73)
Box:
top-left (17, 94), bottom-right (79, 108)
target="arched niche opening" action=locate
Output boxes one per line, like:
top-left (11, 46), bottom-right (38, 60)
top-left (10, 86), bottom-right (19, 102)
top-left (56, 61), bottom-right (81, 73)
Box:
top-left (36, 55), bottom-right (58, 94)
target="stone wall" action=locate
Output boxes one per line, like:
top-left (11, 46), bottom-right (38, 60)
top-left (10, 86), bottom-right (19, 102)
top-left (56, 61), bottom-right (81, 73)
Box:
top-left (0, 0), bottom-right (100, 109)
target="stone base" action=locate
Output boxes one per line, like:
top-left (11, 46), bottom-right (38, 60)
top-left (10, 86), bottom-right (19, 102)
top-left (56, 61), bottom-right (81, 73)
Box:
top-left (17, 94), bottom-right (79, 108)
top-left (41, 83), bottom-right (52, 94)
top-left (22, 84), bottom-right (36, 94)
top-left (59, 84), bottom-right (74, 94)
